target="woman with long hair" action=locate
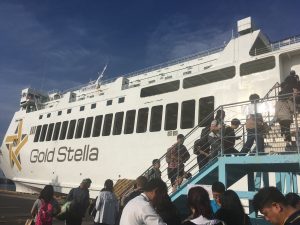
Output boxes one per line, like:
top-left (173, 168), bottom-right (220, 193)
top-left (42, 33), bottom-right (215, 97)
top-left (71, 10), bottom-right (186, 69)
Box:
top-left (94, 179), bottom-right (119, 225)
top-left (215, 190), bottom-right (251, 225)
top-left (182, 186), bottom-right (223, 225)
top-left (31, 185), bottom-right (60, 225)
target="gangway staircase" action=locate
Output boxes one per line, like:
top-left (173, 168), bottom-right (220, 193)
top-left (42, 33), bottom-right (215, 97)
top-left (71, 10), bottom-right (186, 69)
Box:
top-left (114, 84), bottom-right (300, 224)
top-left (139, 85), bottom-right (300, 224)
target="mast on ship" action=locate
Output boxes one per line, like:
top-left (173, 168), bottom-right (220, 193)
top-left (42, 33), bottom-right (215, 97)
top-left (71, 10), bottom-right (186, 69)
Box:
top-left (95, 64), bottom-right (108, 89)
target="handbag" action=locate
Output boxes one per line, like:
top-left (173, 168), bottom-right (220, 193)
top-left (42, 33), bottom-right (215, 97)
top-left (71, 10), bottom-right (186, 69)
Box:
top-left (25, 218), bottom-right (34, 225)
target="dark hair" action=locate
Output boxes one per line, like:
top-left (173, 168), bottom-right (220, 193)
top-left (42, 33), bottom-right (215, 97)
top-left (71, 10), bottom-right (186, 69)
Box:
top-left (253, 187), bottom-right (287, 212)
top-left (144, 179), bottom-right (168, 209)
top-left (212, 181), bottom-right (225, 193)
top-left (187, 186), bottom-right (213, 219)
top-left (102, 179), bottom-right (114, 192)
top-left (231, 118), bottom-right (241, 126)
top-left (152, 159), bottom-right (160, 165)
top-left (285, 192), bottom-right (300, 208)
top-left (136, 176), bottom-right (148, 189)
top-left (39, 185), bottom-right (54, 203)
top-left (215, 110), bottom-right (225, 120)
top-left (221, 190), bottom-right (244, 214)
top-left (177, 134), bottom-right (184, 140)
top-left (144, 178), bottom-right (167, 192)
top-left (249, 93), bottom-right (260, 103)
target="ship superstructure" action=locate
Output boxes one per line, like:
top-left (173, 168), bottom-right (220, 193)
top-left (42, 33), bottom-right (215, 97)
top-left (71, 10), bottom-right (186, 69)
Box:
top-left (1, 17), bottom-right (300, 196)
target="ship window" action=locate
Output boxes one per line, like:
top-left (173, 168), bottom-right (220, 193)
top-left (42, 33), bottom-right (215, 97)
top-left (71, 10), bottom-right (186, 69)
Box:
top-left (92, 115), bottom-right (103, 137)
top-left (136, 108), bottom-right (149, 133)
top-left (80, 106), bottom-right (85, 111)
top-left (67, 109), bottom-right (72, 114)
top-left (102, 114), bottom-right (113, 136)
top-left (39, 124), bottom-right (48, 142)
top-left (59, 121), bottom-right (69, 140)
top-left (181, 100), bottom-right (195, 129)
top-left (165, 103), bottom-right (178, 130)
top-left (150, 105), bottom-right (163, 132)
top-left (198, 96), bottom-right (214, 127)
top-left (140, 80), bottom-right (180, 97)
top-left (46, 123), bottom-right (54, 141)
top-left (52, 122), bottom-right (61, 141)
top-left (58, 111), bottom-right (62, 116)
top-left (39, 115), bottom-right (43, 120)
top-left (67, 120), bottom-right (76, 139)
top-left (91, 103), bottom-right (96, 109)
top-left (118, 97), bottom-right (125, 103)
top-left (34, 125), bottom-right (42, 142)
top-left (240, 56), bottom-right (275, 76)
top-left (47, 113), bottom-right (51, 118)
top-left (75, 118), bottom-right (84, 139)
top-left (183, 66), bottom-right (236, 89)
top-left (107, 100), bottom-right (113, 106)
top-left (83, 117), bottom-right (93, 138)
top-left (113, 112), bottom-right (124, 135)
top-left (124, 110), bottom-right (136, 134)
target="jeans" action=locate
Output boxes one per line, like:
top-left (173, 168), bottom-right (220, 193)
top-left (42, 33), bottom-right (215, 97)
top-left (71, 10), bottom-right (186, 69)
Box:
top-left (241, 128), bottom-right (264, 153)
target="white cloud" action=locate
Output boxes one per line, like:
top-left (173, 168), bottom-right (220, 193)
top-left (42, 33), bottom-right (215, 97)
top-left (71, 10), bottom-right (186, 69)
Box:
top-left (146, 14), bottom-right (232, 63)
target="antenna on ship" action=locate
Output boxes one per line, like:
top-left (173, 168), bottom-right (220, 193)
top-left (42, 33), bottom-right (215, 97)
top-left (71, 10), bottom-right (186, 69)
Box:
top-left (95, 63), bottom-right (108, 88)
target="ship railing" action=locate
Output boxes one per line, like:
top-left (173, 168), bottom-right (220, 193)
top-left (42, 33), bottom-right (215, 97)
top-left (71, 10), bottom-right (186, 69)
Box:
top-left (123, 45), bottom-right (226, 79)
top-left (251, 34), bottom-right (300, 56)
top-left (59, 45), bottom-right (226, 95)
top-left (139, 92), bottom-right (300, 194)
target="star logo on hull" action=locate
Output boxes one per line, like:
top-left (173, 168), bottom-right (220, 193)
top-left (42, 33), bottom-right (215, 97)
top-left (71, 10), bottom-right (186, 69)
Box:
top-left (5, 120), bottom-right (28, 171)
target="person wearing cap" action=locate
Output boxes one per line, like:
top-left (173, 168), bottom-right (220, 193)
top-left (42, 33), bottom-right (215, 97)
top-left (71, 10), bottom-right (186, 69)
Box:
top-left (65, 178), bottom-right (92, 225)
top-left (223, 118), bottom-right (241, 155)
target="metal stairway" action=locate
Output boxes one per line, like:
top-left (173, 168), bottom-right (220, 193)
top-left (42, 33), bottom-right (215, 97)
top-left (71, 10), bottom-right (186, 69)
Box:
top-left (116, 83), bottom-right (300, 225)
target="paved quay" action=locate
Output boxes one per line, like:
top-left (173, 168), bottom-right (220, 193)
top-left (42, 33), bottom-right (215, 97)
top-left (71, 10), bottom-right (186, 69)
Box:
top-left (0, 190), bottom-right (94, 225)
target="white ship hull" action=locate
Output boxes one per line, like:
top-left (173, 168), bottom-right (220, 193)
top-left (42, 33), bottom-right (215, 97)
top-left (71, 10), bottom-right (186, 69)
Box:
top-left (1, 17), bottom-right (300, 197)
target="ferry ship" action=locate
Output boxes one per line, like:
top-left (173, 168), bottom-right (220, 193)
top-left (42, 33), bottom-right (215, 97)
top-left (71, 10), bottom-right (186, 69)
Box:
top-left (1, 17), bottom-right (300, 197)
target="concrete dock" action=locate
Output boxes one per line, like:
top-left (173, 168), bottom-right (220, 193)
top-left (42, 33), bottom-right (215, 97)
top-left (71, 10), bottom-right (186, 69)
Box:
top-left (0, 190), bottom-right (94, 225)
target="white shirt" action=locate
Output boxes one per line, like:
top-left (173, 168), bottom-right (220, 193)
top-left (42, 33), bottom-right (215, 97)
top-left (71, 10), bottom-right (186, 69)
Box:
top-left (190, 215), bottom-right (223, 225)
top-left (120, 193), bottom-right (166, 225)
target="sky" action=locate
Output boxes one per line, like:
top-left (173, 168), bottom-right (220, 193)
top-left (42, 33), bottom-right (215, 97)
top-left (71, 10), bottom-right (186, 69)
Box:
top-left (0, 0), bottom-right (300, 140)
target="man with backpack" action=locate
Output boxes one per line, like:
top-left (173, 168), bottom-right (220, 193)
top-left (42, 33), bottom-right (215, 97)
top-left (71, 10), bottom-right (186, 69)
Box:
top-left (65, 178), bottom-right (92, 225)
top-left (194, 125), bottom-right (211, 170)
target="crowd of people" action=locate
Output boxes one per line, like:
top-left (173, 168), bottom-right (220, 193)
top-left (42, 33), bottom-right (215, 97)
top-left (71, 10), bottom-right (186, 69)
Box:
top-left (29, 178), bottom-right (300, 225)
top-left (28, 70), bottom-right (300, 225)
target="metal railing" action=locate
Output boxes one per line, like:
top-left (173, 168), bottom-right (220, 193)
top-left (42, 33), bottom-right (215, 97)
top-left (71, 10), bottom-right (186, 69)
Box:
top-left (250, 34), bottom-right (300, 56)
top-left (135, 88), bottom-right (300, 195)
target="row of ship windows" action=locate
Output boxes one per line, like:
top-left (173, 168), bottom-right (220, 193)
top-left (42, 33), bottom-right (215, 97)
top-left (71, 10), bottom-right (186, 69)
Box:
top-left (39, 97), bottom-right (125, 119)
top-left (141, 56), bottom-right (275, 97)
top-left (32, 96), bottom-right (214, 142)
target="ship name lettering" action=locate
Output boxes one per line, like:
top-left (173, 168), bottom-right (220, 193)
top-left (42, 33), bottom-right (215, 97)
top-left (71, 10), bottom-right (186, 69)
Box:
top-left (30, 145), bottom-right (99, 163)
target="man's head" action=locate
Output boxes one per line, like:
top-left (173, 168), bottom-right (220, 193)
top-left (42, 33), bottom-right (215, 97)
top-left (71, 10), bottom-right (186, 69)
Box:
top-left (290, 70), bottom-right (296, 76)
top-left (253, 187), bottom-right (289, 225)
top-left (212, 181), bottom-right (225, 206)
top-left (177, 134), bottom-right (185, 145)
top-left (143, 178), bottom-right (168, 207)
top-left (80, 178), bottom-right (92, 189)
top-left (135, 176), bottom-right (148, 189)
top-left (285, 192), bottom-right (300, 210)
top-left (230, 118), bottom-right (241, 129)
top-left (249, 93), bottom-right (260, 103)
top-left (152, 159), bottom-right (160, 169)
top-left (216, 110), bottom-right (225, 120)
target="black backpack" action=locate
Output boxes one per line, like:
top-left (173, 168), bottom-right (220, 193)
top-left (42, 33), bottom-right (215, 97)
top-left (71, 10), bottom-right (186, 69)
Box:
top-left (282, 74), bottom-right (299, 93)
top-left (194, 125), bottom-right (211, 155)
